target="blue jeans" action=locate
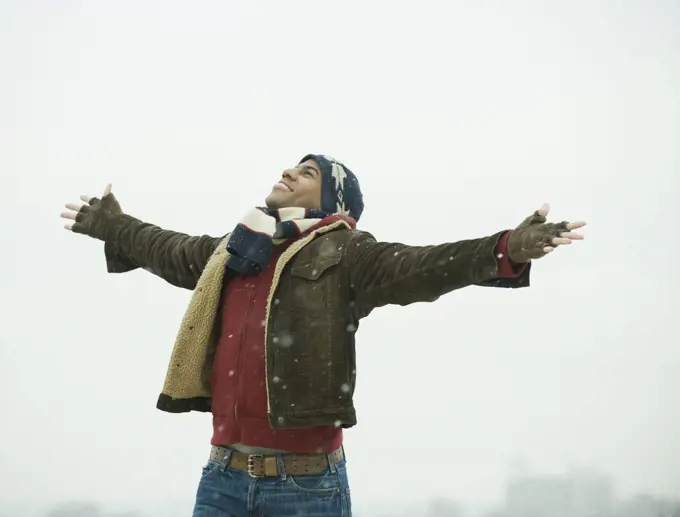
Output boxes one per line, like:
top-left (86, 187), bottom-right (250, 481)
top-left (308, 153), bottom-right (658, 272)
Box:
top-left (192, 448), bottom-right (352, 517)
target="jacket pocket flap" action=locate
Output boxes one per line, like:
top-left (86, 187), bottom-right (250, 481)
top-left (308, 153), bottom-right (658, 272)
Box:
top-left (290, 253), bottom-right (342, 281)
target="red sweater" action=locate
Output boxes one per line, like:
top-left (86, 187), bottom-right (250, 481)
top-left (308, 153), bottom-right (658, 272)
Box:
top-left (210, 229), bottom-right (524, 453)
top-left (210, 239), bottom-right (344, 453)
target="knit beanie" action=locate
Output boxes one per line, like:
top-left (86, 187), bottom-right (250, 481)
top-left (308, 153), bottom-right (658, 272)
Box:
top-left (299, 154), bottom-right (364, 222)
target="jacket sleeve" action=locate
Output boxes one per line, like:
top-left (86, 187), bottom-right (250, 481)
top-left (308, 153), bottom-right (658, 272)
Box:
top-left (103, 214), bottom-right (226, 290)
top-left (476, 229), bottom-right (532, 288)
top-left (344, 230), bottom-right (531, 314)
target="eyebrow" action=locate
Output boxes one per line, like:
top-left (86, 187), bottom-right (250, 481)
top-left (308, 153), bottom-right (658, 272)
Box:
top-left (300, 164), bottom-right (320, 176)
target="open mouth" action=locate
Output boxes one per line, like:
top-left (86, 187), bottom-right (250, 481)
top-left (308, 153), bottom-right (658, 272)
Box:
top-left (277, 181), bottom-right (293, 192)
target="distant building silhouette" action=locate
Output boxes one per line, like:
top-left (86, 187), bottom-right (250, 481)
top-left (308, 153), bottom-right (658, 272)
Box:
top-left (486, 467), bottom-right (680, 517)
top-left (47, 502), bottom-right (99, 517)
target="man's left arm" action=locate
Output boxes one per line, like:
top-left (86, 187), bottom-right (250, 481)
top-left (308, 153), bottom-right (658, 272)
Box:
top-left (345, 203), bottom-right (585, 314)
top-left (345, 230), bottom-right (524, 313)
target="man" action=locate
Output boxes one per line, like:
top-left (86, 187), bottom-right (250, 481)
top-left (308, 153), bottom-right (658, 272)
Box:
top-left (60, 154), bottom-right (585, 517)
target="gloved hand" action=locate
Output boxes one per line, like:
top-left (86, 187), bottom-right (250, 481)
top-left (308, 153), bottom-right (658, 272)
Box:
top-left (61, 184), bottom-right (125, 241)
top-left (507, 203), bottom-right (586, 263)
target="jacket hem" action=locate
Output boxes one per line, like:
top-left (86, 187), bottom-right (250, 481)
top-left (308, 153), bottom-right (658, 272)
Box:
top-left (156, 393), bottom-right (212, 413)
top-left (269, 409), bottom-right (357, 430)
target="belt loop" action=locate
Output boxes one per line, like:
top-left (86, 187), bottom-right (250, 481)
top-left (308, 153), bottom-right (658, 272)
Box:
top-left (327, 451), bottom-right (337, 473)
top-left (220, 448), bottom-right (233, 472)
top-left (276, 454), bottom-right (287, 481)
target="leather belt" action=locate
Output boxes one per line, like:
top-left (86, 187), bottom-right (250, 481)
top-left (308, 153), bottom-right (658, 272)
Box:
top-left (210, 445), bottom-right (344, 478)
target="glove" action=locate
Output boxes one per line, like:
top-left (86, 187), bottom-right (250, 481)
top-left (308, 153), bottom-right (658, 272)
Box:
top-left (71, 191), bottom-right (125, 242)
top-left (507, 207), bottom-right (570, 263)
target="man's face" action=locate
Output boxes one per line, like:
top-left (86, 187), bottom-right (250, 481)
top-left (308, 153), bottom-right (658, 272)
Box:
top-left (265, 159), bottom-right (323, 210)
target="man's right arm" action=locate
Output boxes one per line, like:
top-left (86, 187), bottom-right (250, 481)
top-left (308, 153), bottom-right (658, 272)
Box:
top-left (104, 214), bottom-right (225, 290)
top-left (62, 188), bottom-right (225, 291)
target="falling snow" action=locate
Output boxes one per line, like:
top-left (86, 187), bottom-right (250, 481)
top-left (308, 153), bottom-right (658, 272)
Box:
top-left (317, 238), bottom-right (338, 258)
top-left (278, 332), bottom-right (294, 348)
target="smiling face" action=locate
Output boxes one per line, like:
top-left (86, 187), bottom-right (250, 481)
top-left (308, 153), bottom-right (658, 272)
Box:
top-left (265, 158), bottom-right (323, 210)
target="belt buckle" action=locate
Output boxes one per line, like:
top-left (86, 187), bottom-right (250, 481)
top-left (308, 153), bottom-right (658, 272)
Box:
top-left (247, 454), bottom-right (264, 478)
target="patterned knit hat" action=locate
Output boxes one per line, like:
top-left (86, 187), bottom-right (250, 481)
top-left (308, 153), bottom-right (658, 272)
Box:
top-left (299, 154), bottom-right (364, 222)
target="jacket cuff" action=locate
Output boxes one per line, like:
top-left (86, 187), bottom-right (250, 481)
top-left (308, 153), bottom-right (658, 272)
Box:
top-left (104, 241), bottom-right (139, 273)
top-left (495, 230), bottom-right (528, 278)
top-left (104, 215), bottom-right (141, 273)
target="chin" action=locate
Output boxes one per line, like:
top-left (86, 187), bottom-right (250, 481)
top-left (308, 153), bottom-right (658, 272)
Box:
top-left (264, 194), bottom-right (283, 209)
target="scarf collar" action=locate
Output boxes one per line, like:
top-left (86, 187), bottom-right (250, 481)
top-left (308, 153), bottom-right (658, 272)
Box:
top-left (226, 207), bottom-right (354, 275)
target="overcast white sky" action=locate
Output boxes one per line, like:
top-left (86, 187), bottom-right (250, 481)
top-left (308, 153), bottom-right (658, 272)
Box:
top-left (1, 1), bottom-right (678, 515)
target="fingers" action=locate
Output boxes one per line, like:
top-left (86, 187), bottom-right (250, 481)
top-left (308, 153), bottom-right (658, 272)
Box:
top-left (62, 189), bottom-right (109, 234)
top-left (65, 202), bottom-right (83, 212)
top-left (532, 213), bottom-right (547, 224)
top-left (558, 222), bottom-right (586, 243)
top-left (566, 221), bottom-right (586, 231)
top-left (62, 195), bottom-right (97, 231)
top-left (63, 221), bottom-right (83, 232)
top-left (542, 246), bottom-right (554, 254)
top-left (71, 222), bottom-right (86, 234)
top-left (544, 224), bottom-right (586, 251)
top-left (523, 203), bottom-right (548, 227)
top-left (62, 202), bottom-right (90, 219)
top-left (550, 229), bottom-right (585, 247)
top-left (518, 211), bottom-right (545, 230)
top-left (551, 237), bottom-right (571, 246)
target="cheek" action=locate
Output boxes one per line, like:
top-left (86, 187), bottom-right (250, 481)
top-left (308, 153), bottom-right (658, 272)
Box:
top-left (298, 181), bottom-right (322, 206)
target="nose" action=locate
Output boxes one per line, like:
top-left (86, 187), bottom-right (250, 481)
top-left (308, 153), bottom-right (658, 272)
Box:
top-left (282, 167), bottom-right (298, 180)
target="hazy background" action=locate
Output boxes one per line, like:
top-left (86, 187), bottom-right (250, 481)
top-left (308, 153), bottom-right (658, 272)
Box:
top-left (1, 0), bottom-right (678, 515)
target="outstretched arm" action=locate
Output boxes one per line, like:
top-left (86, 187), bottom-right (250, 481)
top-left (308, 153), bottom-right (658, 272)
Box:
top-left (102, 215), bottom-right (225, 289)
top-left (345, 203), bottom-right (585, 315)
top-left (61, 185), bottom-right (225, 290)
top-left (345, 230), bottom-right (519, 315)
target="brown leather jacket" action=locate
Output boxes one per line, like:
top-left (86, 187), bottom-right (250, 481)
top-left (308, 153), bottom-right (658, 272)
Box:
top-left (103, 215), bottom-right (530, 429)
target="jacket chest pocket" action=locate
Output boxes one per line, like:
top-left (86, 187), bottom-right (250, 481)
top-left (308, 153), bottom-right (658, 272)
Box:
top-left (288, 253), bottom-right (343, 309)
